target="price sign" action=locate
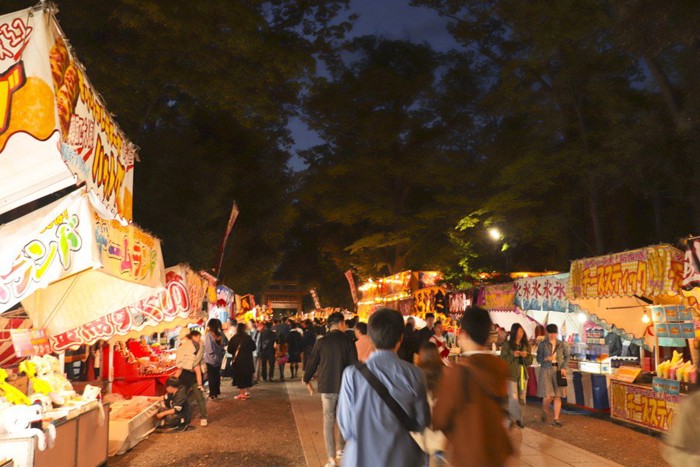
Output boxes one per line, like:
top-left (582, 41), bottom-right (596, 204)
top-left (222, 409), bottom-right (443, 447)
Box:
top-left (11, 328), bottom-right (51, 357)
top-left (612, 366), bottom-right (642, 383)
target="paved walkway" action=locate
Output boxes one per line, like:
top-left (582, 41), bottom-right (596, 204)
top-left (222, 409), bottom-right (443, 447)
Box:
top-left (286, 380), bottom-right (622, 467)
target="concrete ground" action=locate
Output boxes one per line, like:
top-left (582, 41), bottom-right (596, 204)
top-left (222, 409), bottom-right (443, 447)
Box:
top-left (109, 368), bottom-right (668, 467)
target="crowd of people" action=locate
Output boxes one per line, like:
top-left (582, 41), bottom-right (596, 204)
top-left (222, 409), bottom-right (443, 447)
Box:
top-left (157, 309), bottom-right (575, 466)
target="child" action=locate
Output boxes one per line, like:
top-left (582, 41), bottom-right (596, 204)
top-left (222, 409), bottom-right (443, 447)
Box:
top-left (156, 377), bottom-right (191, 431)
top-left (276, 335), bottom-right (289, 382)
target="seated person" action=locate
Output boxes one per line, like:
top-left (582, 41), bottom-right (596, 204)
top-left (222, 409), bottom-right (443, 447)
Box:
top-left (156, 377), bottom-right (191, 431)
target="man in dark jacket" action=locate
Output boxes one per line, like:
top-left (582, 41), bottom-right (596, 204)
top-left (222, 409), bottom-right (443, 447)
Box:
top-left (303, 312), bottom-right (358, 466)
top-left (398, 317), bottom-right (419, 364)
top-left (418, 313), bottom-right (436, 345)
top-left (259, 321), bottom-right (277, 382)
top-left (302, 319), bottom-right (317, 370)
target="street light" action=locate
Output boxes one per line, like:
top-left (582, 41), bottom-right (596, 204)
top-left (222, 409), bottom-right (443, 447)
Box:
top-left (488, 227), bottom-right (503, 241)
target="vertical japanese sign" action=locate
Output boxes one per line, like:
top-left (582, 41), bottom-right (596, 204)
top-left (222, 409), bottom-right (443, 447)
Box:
top-left (50, 15), bottom-right (136, 222)
top-left (344, 270), bottom-right (358, 304)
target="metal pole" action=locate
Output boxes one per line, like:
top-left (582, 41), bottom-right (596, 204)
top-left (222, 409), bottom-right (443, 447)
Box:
top-left (108, 342), bottom-right (114, 393)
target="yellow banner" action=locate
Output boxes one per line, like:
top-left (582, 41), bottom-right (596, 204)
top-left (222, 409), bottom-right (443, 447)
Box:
top-left (569, 245), bottom-right (684, 299)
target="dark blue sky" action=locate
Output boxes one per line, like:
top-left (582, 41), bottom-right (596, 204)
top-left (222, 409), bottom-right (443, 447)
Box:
top-left (287, 0), bottom-right (455, 170)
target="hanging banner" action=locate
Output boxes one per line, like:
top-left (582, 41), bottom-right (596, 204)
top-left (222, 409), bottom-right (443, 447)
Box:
top-left (569, 245), bottom-right (684, 300)
top-left (95, 216), bottom-right (162, 287)
top-left (514, 274), bottom-right (569, 312)
top-left (310, 288), bottom-right (322, 310)
top-left (448, 291), bottom-right (472, 321)
top-left (50, 266), bottom-right (203, 352)
top-left (345, 270), bottom-right (358, 304)
top-left (0, 6), bottom-right (76, 215)
top-left (682, 238), bottom-right (700, 289)
top-left (412, 287), bottom-right (447, 316)
top-left (483, 283), bottom-right (516, 312)
top-left (51, 17), bottom-right (136, 221)
top-left (0, 191), bottom-right (93, 313)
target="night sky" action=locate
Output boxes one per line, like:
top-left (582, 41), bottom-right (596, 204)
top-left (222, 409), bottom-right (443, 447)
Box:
top-left (287, 0), bottom-right (454, 170)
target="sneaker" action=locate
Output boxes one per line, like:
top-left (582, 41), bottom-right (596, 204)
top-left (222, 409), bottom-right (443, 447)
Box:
top-left (552, 419), bottom-right (563, 427)
top-left (234, 394), bottom-right (247, 400)
top-left (200, 419), bottom-right (208, 427)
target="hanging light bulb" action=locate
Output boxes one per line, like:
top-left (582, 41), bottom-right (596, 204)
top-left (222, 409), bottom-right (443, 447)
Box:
top-left (577, 312), bottom-right (587, 323)
top-left (642, 311), bottom-right (650, 324)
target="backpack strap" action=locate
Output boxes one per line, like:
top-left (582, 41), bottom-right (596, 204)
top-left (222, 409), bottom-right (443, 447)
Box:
top-left (355, 363), bottom-right (419, 432)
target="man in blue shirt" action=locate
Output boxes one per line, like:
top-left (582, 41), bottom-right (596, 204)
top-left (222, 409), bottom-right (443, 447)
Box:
top-left (338, 308), bottom-right (430, 467)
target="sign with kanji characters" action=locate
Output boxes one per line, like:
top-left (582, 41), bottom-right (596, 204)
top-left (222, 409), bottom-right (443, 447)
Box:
top-left (10, 328), bottom-right (50, 357)
top-left (569, 245), bottom-right (684, 299)
top-left (514, 274), bottom-right (569, 312)
top-left (49, 266), bottom-right (201, 352)
top-left (610, 380), bottom-right (682, 433)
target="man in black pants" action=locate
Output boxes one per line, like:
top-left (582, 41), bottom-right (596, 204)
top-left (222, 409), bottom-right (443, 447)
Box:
top-left (303, 312), bottom-right (358, 466)
top-left (259, 321), bottom-right (277, 382)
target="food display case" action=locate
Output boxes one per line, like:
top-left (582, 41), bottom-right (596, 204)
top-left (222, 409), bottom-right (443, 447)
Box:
top-left (108, 396), bottom-right (161, 456)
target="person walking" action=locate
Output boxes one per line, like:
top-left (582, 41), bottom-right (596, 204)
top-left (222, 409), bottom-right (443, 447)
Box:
top-left (287, 322), bottom-right (303, 379)
top-left (500, 323), bottom-right (533, 428)
top-left (228, 323), bottom-right (256, 400)
top-left (302, 319), bottom-right (317, 370)
top-left (354, 322), bottom-right (374, 363)
top-left (536, 323), bottom-right (570, 427)
top-left (418, 313), bottom-right (436, 345)
top-left (428, 321), bottom-right (450, 366)
top-left (337, 308), bottom-right (430, 467)
top-left (175, 330), bottom-right (208, 427)
top-left (259, 321), bottom-right (277, 382)
top-left (276, 336), bottom-right (289, 382)
top-left (248, 320), bottom-right (262, 383)
top-left (398, 317), bottom-right (419, 364)
top-left (204, 319), bottom-right (227, 400)
top-left (433, 307), bottom-right (513, 467)
top-left (417, 342), bottom-right (448, 467)
top-left (303, 312), bottom-right (358, 467)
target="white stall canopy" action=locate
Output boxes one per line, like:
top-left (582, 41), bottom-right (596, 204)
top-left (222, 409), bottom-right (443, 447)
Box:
top-left (0, 190), bottom-right (164, 337)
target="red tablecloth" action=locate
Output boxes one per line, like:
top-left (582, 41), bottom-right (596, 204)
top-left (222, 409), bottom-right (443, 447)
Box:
top-left (111, 372), bottom-right (174, 397)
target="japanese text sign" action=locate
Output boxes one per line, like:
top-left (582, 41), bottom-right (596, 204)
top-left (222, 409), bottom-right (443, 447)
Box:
top-left (611, 380), bottom-right (681, 433)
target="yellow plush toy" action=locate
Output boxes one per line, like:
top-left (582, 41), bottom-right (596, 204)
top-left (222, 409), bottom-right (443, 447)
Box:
top-left (0, 368), bottom-right (30, 405)
top-left (19, 361), bottom-right (53, 395)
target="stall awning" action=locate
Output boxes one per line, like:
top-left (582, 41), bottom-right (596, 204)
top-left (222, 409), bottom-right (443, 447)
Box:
top-left (489, 310), bottom-right (539, 338)
top-left (49, 265), bottom-right (207, 351)
top-left (0, 190), bottom-right (164, 336)
top-left (0, 6), bottom-right (136, 220)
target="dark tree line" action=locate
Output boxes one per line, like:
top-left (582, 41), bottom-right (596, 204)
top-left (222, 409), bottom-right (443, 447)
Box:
top-left (5, 1), bottom-right (698, 304)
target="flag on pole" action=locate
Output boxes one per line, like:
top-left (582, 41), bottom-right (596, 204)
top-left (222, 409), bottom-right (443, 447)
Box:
top-left (215, 202), bottom-right (239, 278)
top-left (345, 270), bottom-right (358, 304)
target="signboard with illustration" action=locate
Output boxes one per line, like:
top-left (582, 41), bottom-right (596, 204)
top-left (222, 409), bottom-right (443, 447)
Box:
top-left (569, 245), bottom-right (684, 300)
top-left (610, 380), bottom-right (681, 433)
top-left (0, 6), bottom-right (135, 220)
top-left (10, 328), bottom-right (50, 357)
top-left (0, 190), bottom-right (163, 315)
top-left (50, 266), bottom-right (204, 352)
top-left (482, 283), bottom-right (516, 312)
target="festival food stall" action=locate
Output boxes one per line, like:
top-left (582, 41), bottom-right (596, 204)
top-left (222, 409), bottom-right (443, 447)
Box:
top-left (0, 3), bottom-right (145, 464)
top-left (568, 244), bottom-right (691, 432)
top-left (357, 271), bottom-right (444, 320)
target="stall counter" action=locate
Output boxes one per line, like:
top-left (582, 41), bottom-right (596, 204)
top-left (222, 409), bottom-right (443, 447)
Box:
top-left (109, 396), bottom-right (161, 456)
top-left (610, 379), bottom-right (684, 433)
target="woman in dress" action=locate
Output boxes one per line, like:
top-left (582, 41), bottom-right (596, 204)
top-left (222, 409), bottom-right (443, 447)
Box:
top-left (204, 319), bottom-right (226, 400)
top-left (500, 323), bottom-right (533, 427)
top-left (227, 323), bottom-right (256, 400)
top-left (536, 323), bottom-right (570, 426)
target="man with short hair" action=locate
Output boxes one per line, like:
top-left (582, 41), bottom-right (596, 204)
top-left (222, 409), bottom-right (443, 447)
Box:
top-left (354, 322), bottom-right (374, 363)
top-left (259, 322), bottom-right (277, 382)
top-left (418, 313), bottom-right (435, 345)
top-left (303, 312), bottom-right (358, 467)
top-left (338, 308), bottom-right (430, 467)
top-left (433, 307), bottom-right (513, 466)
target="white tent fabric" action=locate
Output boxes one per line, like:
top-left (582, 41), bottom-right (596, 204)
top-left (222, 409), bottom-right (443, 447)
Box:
top-left (489, 310), bottom-right (539, 338)
top-left (0, 190), bottom-right (164, 337)
top-left (524, 309), bottom-right (584, 338)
